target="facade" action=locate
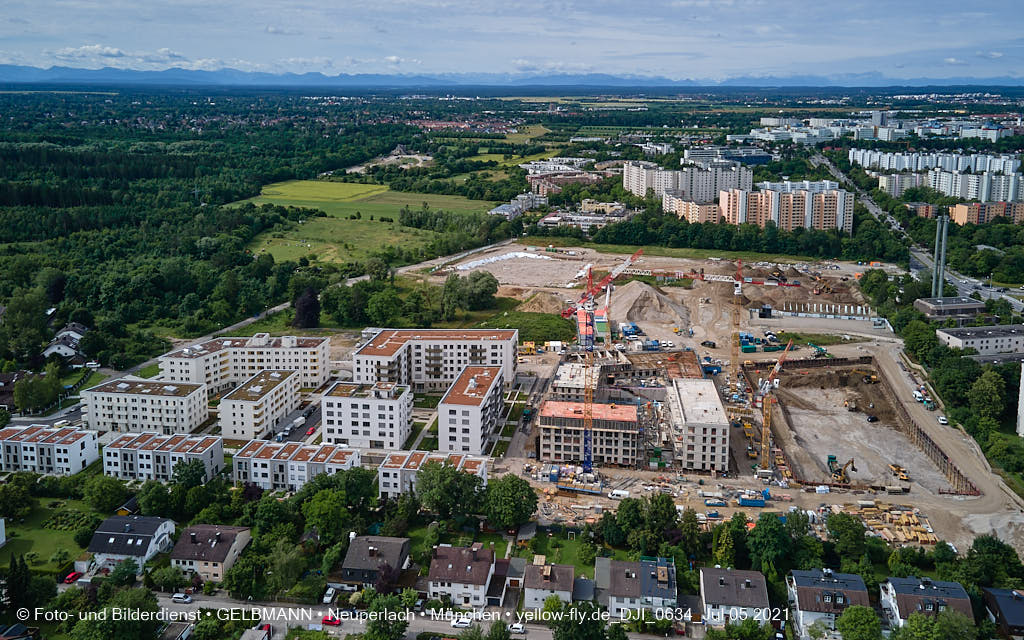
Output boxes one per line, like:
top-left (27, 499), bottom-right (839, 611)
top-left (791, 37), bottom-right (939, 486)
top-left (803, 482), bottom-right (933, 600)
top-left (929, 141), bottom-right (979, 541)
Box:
top-left (321, 381), bottom-right (412, 450)
top-left (936, 324), bottom-right (1024, 355)
top-left (667, 378), bottom-right (729, 472)
top-left (231, 440), bottom-right (360, 492)
top-left (87, 515), bottom-right (175, 570)
top-left (880, 576), bottom-right (972, 628)
top-left (438, 366), bottom-right (504, 455)
top-left (523, 560), bottom-right (574, 610)
top-left (550, 363), bottom-right (601, 403)
top-left (103, 432), bottom-right (224, 483)
top-left (170, 525), bottom-right (251, 583)
top-left (878, 173), bottom-right (927, 198)
top-left (377, 450), bottom-right (488, 500)
top-left (428, 543), bottom-right (495, 609)
top-left (927, 169), bottom-right (1024, 202)
top-left (537, 209), bottom-right (634, 235)
top-left (754, 180), bottom-right (839, 193)
top-left (488, 193), bottom-right (548, 220)
top-left (982, 587), bottom-right (1024, 640)
top-left (700, 567), bottom-right (770, 628)
top-left (719, 188), bottom-right (854, 233)
top-left (353, 329), bottom-right (518, 393)
top-left (623, 160), bottom-right (752, 201)
top-left (848, 149), bottom-right (1021, 174)
top-left (538, 401), bottom-right (641, 466)
top-left (158, 334), bottom-right (329, 394)
top-left (527, 172), bottom-right (603, 196)
top-left (912, 296), bottom-right (986, 321)
top-left (219, 370), bottom-right (300, 440)
top-left (82, 377), bottom-right (208, 434)
top-left (0, 425), bottom-right (99, 475)
top-left (1018, 362), bottom-right (1024, 439)
top-left (662, 192), bottom-right (720, 223)
top-left (340, 536), bottom-right (411, 591)
top-left (596, 557), bottom-right (677, 618)
top-left (787, 569), bottom-right (870, 640)
top-left (683, 146), bottom-right (772, 166)
top-left (951, 202), bottom-right (1024, 225)
top-left (905, 202), bottom-right (937, 219)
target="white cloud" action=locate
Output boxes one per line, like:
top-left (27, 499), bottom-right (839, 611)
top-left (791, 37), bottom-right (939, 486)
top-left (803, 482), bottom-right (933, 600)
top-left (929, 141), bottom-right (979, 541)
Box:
top-left (264, 25), bottom-right (302, 35)
top-left (383, 55), bottom-right (420, 65)
top-left (976, 50), bottom-right (1004, 59)
top-left (942, 57), bottom-right (967, 65)
top-left (53, 44), bottom-right (126, 59)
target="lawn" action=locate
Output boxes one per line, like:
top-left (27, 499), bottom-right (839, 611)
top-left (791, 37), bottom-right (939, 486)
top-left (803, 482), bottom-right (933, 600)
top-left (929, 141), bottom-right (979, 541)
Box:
top-left (1, 498), bottom-right (102, 574)
top-left (514, 531), bottom-right (600, 578)
top-left (476, 310), bottom-right (576, 344)
top-left (504, 124), bottom-right (551, 144)
top-left (775, 332), bottom-right (868, 346)
top-left (491, 441), bottom-right (509, 457)
top-left (403, 422), bottom-right (427, 449)
top-left (214, 309), bottom-right (337, 338)
top-left (419, 436), bottom-right (438, 451)
top-left (234, 180), bottom-right (497, 264)
top-left (500, 423), bottom-right (516, 438)
top-left (136, 363), bottom-right (161, 379)
top-left (407, 524), bottom-right (508, 568)
top-left (413, 394), bottom-right (442, 409)
top-left (520, 237), bottom-right (820, 263)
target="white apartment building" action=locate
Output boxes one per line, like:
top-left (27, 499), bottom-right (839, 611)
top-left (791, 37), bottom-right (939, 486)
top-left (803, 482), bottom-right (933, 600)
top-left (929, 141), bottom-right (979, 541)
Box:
top-left (103, 432), bottom-right (224, 483)
top-left (428, 543), bottom-right (495, 609)
top-left (0, 425), bottom-right (99, 475)
top-left (158, 334), bottom-right (329, 394)
top-left (936, 324), bottom-right (1024, 355)
top-left (849, 149), bottom-right (1021, 174)
top-left (878, 173), bottom-right (927, 198)
top-left (754, 179), bottom-right (839, 193)
top-left (82, 377), bottom-right (208, 434)
top-left (377, 450), bottom-right (488, 500)
top-left (662, 192), bottom-right (720, 223)
top-left (219, 370), bottom-right (300, 440)
top-left (927, 169), bottom-right (1024, 202)
top-left (667, 378), bottom-right (729, 472)
top-left (321, 381), bottom-right (413, 450)
top-left (352, 329), bottom-right (518, 393)
top-left (232, 440), bottom-right (360, 491)
top-left (1018, 362), bottom-right (1024, 438)
top-left (438, 366), bottom-right (503, 455)
top-left (623, 160), bottom-right (752, 201)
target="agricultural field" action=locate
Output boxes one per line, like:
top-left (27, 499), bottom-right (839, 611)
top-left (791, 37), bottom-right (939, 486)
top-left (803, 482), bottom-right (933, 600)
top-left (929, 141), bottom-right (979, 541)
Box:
top-left (235, 180), bottom-right (496, 264)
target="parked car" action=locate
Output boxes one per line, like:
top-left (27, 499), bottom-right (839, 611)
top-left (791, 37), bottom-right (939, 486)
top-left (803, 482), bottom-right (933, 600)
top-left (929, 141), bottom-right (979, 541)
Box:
top-left (937, 416), bottom-right (949, 425)
top-left (509, 623), bottom-right (526, 634)
top-left (700, 340), bottom-right (716, 348)
top-left (171, 593), bottom-right (193, 604)
top-left (451, 618), bottom-right (472, 629)
top-left (64, 571), bottom-right (82, 584)
top-left (322, 587), bottom-right (336, 604)
top-left (322, 615), bottom-right (341, 626)
top-left (866, 415), bottom-right (879, 423)
top-left (306, 426), bottom-right (316, 436)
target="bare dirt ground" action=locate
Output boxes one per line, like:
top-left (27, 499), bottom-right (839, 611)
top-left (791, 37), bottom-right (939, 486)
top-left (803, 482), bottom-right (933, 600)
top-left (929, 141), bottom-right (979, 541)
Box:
top-left (345, 153), bottom-right (433, 174)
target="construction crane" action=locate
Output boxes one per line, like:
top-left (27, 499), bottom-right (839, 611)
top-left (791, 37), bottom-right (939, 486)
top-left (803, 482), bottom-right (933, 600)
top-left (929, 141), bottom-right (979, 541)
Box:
top-left (561, 249), bottom-right (643, 318)
top-left (758, 339), bottom-right (795, 471)
top-left (581, 307), bottom-right (596, 473)
top-left (731, 259), bottom-right (743, 394)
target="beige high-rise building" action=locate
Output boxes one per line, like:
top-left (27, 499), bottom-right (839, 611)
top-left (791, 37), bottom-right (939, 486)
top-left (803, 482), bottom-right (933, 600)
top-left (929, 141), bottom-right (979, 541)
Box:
top-left (663, 192), bottom-right (720, 223)
top-left (719, 188), bottom-right (853, 233)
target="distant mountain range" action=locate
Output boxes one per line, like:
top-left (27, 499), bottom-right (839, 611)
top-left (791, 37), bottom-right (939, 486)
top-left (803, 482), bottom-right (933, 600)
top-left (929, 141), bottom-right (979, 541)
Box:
top-left (0, 64), bottom-right (1023, 88)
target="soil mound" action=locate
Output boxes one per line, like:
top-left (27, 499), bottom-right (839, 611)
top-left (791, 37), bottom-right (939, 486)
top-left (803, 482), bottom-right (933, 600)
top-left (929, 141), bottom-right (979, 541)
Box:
top-left (610, 281), bottom-right (691, 326)
top-left (517, 291), bottom-right (565, 315)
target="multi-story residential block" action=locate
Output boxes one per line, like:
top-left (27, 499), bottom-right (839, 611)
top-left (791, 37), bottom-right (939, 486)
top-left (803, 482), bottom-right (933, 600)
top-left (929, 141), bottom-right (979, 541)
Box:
top-left (623, 161), bottom-right (752, 201)
top-left (904, 202), bottom-right (937, 218)
top-left (951, 201), bottom-right (1024, 225)
top-left (377, 450), bottom-right (488, 500)
top-left (0, 425), bottom-right (99, 475)
top-left (550, 363), bottom-right (601, 403)
top-left (158, 334), bottom-right (329, 394)
top-left (438, 366), bottom-right (503, 455)
top-left (527, 172), bottom-right (604, 196)
top-left (428, 543), bottom-right (495, 609)
top-left (662, 192), bottom-right (720, 223)
top-left (936, 324), bottom-right (1024, 355)
top-left (524, 560), bottom-right (574, 609)
top-left (880, 576), bottom-right (972, 629)
top-left (537, 208), bottom-right (635, 236)
top-left (927, 169), bottom-right (1024, 202)
top-left (353, 329), bottom-right (518, 393)
top-left (321, 381), bottom-right (412, 450)
top-left (219, 370), bottom-right (299, 440)
top-left (666, 378), bottom-right (729, 472)
top-left (787, 569), bottom-right (869, 640)
top-left (754, 180), bottom-right (839, 193)
top-left (719, 188), bottom-right (854, 233)
top-left (103, 432), bottom-right (224, 483)
top-left (171, 525), bottom-right (251, 583)
top-left (878, 173), bottom-right (927, 198)
top-left (488, 193), bottom-right (548, 220)
top-left (682, 146), bottom-right (772, 166)
top-left (848, 149), bottom-right (1021, 174)
top-left (104, 432), bottom-right (223, 481)
top-left (961, 124), bottom-right (1012, 141)
top-left (596, 557), bottom-right (677, 618)
top-left (340, 536), bottom-right (411, 591)
top-left (538, 401), bottom-right (640, 466)
top-left (82, 377), bottom-right (208, 434)
top-left (700, 567), bottom-right (770, 628)
top-left (232, 440), bottom-right (360, 491)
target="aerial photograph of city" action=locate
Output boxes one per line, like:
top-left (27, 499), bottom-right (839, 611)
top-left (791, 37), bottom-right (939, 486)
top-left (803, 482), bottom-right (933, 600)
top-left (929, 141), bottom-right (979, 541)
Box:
top-left (0, 1), bottom-right (1022, 639)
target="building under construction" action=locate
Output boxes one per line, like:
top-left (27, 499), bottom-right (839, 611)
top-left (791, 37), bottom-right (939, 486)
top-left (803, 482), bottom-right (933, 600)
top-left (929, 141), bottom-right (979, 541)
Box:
top-left (664, 378), bottom-right (730, 473)
top-left (537, 401), bottom-right (647, 466)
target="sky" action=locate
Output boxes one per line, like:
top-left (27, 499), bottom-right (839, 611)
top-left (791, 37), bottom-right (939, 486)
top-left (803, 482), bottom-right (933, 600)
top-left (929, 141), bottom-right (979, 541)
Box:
top-left (1, 0), bottom-right (1023, 81)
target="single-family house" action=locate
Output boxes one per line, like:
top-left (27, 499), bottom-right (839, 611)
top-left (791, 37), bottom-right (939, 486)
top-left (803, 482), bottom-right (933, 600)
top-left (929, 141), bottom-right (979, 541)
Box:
top-left (170, 525), bottom-right (251, 583)
top-left (428, 543), bottom-right (495, 609)
top-left (87, 515), bottom-right (175, 571)
top-left (523, 557), bottom-right (575, 610)
top-left (788, 569), bottom-right (870, 639)
top-left (880, 576), bottom-right (972, 629)
top-left (700, 567), bottom-right (770, 628)
top-left (983, 588), bottom-right (1024, 640)
top-left (596, 557), bottom-right (678, 619)
top-left (340, 536), bottom-right (411, 591)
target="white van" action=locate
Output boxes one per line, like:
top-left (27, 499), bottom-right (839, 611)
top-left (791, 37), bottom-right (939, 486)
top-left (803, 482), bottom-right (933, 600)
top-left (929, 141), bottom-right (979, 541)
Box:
top-left (608, 489), bottom-right (630, 500)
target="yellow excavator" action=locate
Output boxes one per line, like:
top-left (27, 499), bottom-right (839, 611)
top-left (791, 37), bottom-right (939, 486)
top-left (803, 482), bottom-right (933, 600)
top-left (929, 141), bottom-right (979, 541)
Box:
top-left (832, 458), bottom-right (857, 483)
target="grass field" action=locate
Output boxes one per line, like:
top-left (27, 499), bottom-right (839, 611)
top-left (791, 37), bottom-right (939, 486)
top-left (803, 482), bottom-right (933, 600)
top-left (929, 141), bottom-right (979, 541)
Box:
top-left (521, 237), bottom-right (819, 263)
top-left (136, 363), bottom-right (161, 378)
top-left (504, 124), bottom-right (551, 144)
top-left (1, 499), bottom-right (101, 574)
top-left (467, 148), bottom-right (562, 168)
top-left (775, 332), bottom-right (868, 346)
top-left (235, 180), bottom-right (496, 264)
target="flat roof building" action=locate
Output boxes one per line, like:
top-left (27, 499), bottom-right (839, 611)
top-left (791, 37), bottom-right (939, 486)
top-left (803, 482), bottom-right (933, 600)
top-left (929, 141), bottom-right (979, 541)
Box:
top-left (321, 381), bottom-right (413, 451)
top-left (538, 400), bottom-right (641, 467)
top-left (667, 378), bottom-right (729, 472)
top-left (219, 370), bottom-right (300, 440)
top-left (913, 296), bottom-right (987, 322)
top-left (936, 324), bottom-right (1024, 355)
top-left (438, 366), bottom-right (504, 455)
top-left (377, 450), bottom-right (488, 500)
top-left (232, 440), bottom-right (360, 492)
top-left (0, 425), bottom-right (99, 475)
top-left (103, 432), bottom-right (224, 483)
top-left (82, 377), bottom-right (208, 434)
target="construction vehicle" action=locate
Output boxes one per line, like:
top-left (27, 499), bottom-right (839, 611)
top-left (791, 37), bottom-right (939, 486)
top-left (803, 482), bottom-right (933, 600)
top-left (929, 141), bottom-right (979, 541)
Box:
top-left (520, 341), bottom-right (536, 355)
top-left (831, 458), bottom-right (857, 483)
top-left (890, 464), bottom-right (911, 482)
top-left (846, 400), bottom-right (857, 412)
top-left (808, 342), bottom-right (831, 358)
top-left (769, 268), bottom-right (787, 282)
top-left (746, 445), bottom-right (758, 459)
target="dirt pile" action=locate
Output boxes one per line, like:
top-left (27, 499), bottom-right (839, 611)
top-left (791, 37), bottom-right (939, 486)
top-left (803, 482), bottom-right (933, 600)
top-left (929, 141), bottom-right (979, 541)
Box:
top-left (517, 291), bottom-right (565, 315)
top-left (610, 280), bottom-right (691, 326)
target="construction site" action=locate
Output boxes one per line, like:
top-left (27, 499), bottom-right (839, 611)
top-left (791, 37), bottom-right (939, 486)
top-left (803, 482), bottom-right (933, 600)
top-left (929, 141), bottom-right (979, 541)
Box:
top-left (445, 242), bottom-right (1024, 554)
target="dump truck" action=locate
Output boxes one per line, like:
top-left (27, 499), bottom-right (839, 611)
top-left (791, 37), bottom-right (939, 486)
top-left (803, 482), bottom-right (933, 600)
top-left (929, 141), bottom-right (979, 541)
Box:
top-left (737, 496), bottom-right (766, 508)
